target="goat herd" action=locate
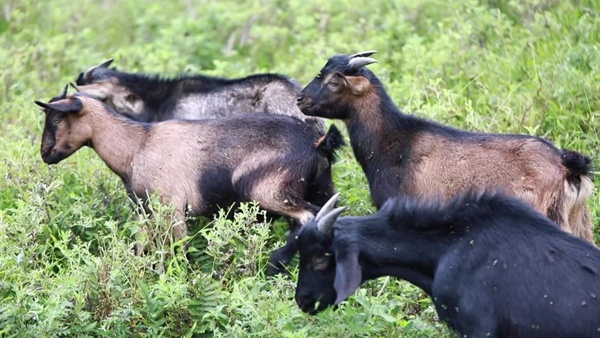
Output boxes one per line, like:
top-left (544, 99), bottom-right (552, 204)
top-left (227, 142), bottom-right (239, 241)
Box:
top-left (35, 51), bottom-right (599, 337)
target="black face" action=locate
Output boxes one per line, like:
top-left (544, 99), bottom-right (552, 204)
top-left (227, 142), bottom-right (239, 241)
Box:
top-left (297, 54), bottom-right (358, 120)
top-left (39, 88), bottom-right (69, 163)
top-left (35, 94), bottom-right (85, 165)
top-left (40, 109), bottom-right (66, 164)
top-left (294, 224), bottom-right (338, 315)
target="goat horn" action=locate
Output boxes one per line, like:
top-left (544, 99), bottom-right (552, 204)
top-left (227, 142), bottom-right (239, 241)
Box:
top-left (69, 82), bottom-right (80, 92)
top-left (348, 56), bottom-right (378, 70)
top-left (350, 50), bottom-right (377, 59)
top-left (315, 192), bottom-right (341, 221)
top-left (60, 84), bottom-right (69, 99)
top-left (98, 58), bottom-right (114, 68)
top-left (317, 206), bottom-right (346, 235)
top-left (83, 59), bottom-right (114, 83)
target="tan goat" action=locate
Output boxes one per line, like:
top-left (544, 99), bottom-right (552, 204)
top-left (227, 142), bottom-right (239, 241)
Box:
top-left (35, 90), bottom-right (344, 273)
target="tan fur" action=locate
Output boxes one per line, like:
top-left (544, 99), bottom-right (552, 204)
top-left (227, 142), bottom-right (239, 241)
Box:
top-left (354, 110), bottom-right (595, 243)
top-left (337, 75), bottom-right (595, 244)
top-left (44, 96), bottom-right (325, 248)
top-left (51, 98), bottom-right (213, 243)
top-left (345, 76), bottom-right (371, 96)
top-left (409, 136), bottom-right (560, 200)
top-left (341, 81), bottom-right (382, 134)
top-left (77, 80), bottom-right (146, 118)
top-left (565, 177), bottom-right (594, 242)
top-left (410, 135), bottom-right (595, 244)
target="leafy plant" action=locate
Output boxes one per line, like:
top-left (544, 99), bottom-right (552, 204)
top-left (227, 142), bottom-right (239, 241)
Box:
top-left (0, 0), bottom-right (598, 336)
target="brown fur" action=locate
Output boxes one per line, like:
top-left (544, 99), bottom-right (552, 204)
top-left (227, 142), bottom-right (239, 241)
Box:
top-left (349, 85), bottom-right (595, 243)
top-left (38, 95), bottom-right (331, 246)
top-left (298, 56), bottom-right (595, 244)
top-left (76, 80), bottom-right (145, 117)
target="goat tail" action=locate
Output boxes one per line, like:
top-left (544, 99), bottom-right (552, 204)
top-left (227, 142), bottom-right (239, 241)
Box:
top-left (315, 124), bottom-right (346, 163)
top-left (560, 149), bottom-right (595, 244)
top-left (561, 149), bottom-right (593, 182)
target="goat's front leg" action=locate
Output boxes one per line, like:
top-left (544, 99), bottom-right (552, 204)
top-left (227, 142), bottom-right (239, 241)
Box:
top-left (268, 219), bottom-right (302, 275)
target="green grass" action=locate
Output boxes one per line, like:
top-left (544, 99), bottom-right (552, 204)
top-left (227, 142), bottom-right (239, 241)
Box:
top-left (0, 0), bottom-right (598, 336)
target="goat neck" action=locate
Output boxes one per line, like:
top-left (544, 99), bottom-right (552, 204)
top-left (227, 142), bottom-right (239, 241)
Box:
top-left (344, 81), bottom-right (415, 207)
top-left (340, 215), bottom-right (440, 295)
top-left (83, 97), bottom-right (148, 179)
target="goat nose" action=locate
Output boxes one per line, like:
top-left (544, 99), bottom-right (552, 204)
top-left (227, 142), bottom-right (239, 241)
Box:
top-left (296, 296), bottom-right (315, 313)
top-left (41, 147), bottom-right (51, 157)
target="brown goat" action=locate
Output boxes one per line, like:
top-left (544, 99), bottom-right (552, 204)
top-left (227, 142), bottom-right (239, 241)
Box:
top-left (297, 51), bottom-right (595, 243)
top-left (35, 90), bottom-right (344, 272)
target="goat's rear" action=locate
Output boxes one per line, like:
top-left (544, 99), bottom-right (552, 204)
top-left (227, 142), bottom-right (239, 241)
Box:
top-left (559, 149), bottom-right (594, 242)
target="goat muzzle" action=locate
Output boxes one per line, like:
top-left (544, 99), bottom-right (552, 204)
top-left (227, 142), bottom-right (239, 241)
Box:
top-left (297, 93), bottom-right (305, 103)
top-left (295, 296), bottom-right (318, 315)
top-left (296, 94), bottom-right (313, 111)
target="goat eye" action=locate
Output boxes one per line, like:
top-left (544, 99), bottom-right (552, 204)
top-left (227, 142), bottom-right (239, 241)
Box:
top-left (312, 254), bottom-right (331, 271)
top-left (125, 93), bottom-right (138, 102)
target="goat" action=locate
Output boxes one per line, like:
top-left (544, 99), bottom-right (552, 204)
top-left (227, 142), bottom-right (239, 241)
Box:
top-left (294, 193), bottom-right (600, 337)
top-left (297, 51), bottom-right (595, 243)
top-left (74, 59), bottom-right (325, 134)
top-left (34, 89), bottom-right (344, 273)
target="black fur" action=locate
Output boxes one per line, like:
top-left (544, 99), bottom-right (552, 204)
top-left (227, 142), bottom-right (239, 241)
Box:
top-left (76, 62), bottom-right (325, 133)
top-left (295, 191), bottom-right (600, 337)
top-left (298, 53), bottom-right (593, 210)
top-left (562, 149), bottom-right (594, 185)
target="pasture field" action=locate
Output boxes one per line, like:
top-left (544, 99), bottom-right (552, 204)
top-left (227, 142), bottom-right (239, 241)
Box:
top-left (0, 0), bottom-right (598, 336)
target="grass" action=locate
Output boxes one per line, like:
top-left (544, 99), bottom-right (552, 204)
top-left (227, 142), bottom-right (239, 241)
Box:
top-left (0, 0), bottom-right (598, 336)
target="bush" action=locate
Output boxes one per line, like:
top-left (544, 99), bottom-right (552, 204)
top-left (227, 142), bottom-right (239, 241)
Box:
top-left (0, 0), bottom-right (597, 336)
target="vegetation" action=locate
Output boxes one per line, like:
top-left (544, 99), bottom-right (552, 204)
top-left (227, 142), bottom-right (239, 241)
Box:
top-left (0, 0), bottom-right (598, 336)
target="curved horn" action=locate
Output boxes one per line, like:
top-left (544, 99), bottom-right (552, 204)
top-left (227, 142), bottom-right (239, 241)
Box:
top-left (315, 192), bottom-right (341, 221)
top-left (348, 56), bottom-right (378, 70)
top-left (98, 58), bottom-right (114, 68)
top-left (317, 207), bottom-right (346, 235)
top-left (83, 59), bottom-right (114, 83)
top-left (350, 50), bottom-right (377, 59)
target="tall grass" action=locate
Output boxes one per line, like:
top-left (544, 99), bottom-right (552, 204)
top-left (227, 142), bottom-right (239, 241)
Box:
top-left (0, 0), bottom-right (598, 336)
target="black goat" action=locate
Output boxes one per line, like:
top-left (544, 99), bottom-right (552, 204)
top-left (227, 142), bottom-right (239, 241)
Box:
top-left (297, 51), bottom-right (595, 243)
top-left (35, 90), bottom-right (343, 273)
top-left (75, 59), bottom-right (325, 134)
top-left (295, 193), bottom-right (600, 337)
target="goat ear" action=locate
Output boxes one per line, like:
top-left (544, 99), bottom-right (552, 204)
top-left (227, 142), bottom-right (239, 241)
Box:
top-left (34, 98), bottom-right (83, 114)
top-left (346, 76), bottom-right (371, 96)
top-left (334, 245), bottom-right (362, 305)
top-left (75, 83), bottom-right (109, 100)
